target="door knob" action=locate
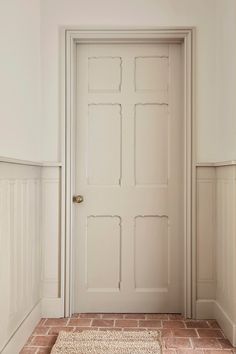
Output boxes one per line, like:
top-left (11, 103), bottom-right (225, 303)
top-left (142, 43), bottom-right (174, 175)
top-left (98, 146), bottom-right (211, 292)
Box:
top-left (73, 195), bottom-right (84, 203)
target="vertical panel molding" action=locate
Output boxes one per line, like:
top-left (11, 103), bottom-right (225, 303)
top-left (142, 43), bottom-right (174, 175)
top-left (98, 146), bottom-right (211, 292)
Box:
top-left (196, 167), bottom-right (216, 301)
top-left (0, 163), bottom-right (41, 352)
top-left (41, 167), bottom-right (61, 299)
top-left (196, 165), bottom-right (236, 346)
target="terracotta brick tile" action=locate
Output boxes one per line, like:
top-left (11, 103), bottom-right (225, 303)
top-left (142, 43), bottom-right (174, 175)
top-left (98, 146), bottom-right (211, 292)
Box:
top-left (68, 318), bottom-right (91, 326)
top-left (20, 314), bottom-right (232, 354)
top-left (197, 329), bottom-right (224, 338)
top-left (20, 348), bottom-right (37, 354)
top-left (25, 335), bottom-right (34, 345)
top-left (164, 338), bottom-right (192, 349)
top-left (99, 327), bottom-right (122, 331)
top-left (31, 335), bottom-right (57, 346)
top-left (79, 313), bottom-right (102, 319)
top-left (203, 351), bottom-right (235, 354)
top-left (139, 320), bottom-right (162, 328)
top-left (163, 321), bottom-right (186, 329)
top-left (176, 350), bottom-right (204, 354)
top-left (207, 320), bottom-right (220, 329)
top-left (48, 326), bottom-right (75, 335)
top-left (102, 314), bottom-right (124, 319)
top-left (115, 319), bottom-right (138, 327)
top-left (123, 327), bottom-right (147, 331)
top-left (32, 326), bottom-right (50, 335)
top-left (191, 338), bottom-right (221, 349)
top-left (159, 329), bottom-right (173, 337)
top-left (169, 314), bottom-right (186, 320)
top-left (124, 314), bottom-right (146, 319)
top-left (218, 338), bottom-right (234, 349)
top-left (44, 318), bottom-right (68, 326)
top-left (74, 327), bottom-right (98, 332)
top-left (92, 319), bottom-right (114, 327)
top-left (37, 348), bottom-right (52, 354)
top-left (147, 314), bottom-right (169, 320)
top-left (37, 318), bottom-right (47, 326)
top-left (186, 321), bottom-right (210, 329)
top-left (172, 329), bottom-right (198, 337)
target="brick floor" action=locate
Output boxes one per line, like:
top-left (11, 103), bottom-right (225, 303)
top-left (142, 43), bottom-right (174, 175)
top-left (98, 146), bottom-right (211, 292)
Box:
top-left (20, 314), bottom-right (236, 353)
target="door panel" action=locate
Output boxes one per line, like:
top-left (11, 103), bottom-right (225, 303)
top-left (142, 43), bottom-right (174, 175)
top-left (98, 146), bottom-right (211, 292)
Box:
top-left (134, 216), bottom-right (169, 290)
top-left (86, 216), bottom-right (121, 291)
top-left (74, 43), bottom-right (184, 313)
top-left (88, 104), bottom-right (121, 185)
top-left (135, 104), bottom-right (168, 185)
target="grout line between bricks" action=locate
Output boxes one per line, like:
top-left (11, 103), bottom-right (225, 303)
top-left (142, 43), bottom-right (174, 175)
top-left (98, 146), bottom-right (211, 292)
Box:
top-left (189, 337), bottom-right (194, 349)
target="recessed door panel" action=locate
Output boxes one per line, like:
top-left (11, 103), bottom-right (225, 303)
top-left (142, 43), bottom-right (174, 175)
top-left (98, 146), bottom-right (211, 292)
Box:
top-left (86, 216), bottom-right (121, 291)
top-left (135, 56), bottom-right (169, 92)
top-left (134, 216), bottom-right (168, 291)
top-left (87, 104), bottom-right (121, 185)
top-left (88, 57), bottom-right (122, 92)
top-left (135, 104), bottom-right (168, 185)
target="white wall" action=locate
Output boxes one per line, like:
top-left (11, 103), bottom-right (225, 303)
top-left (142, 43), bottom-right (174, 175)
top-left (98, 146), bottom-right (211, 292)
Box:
top-left (0, 0), bottom-right (41, 162)
top-left (40, 0), bottom-right (236, 163)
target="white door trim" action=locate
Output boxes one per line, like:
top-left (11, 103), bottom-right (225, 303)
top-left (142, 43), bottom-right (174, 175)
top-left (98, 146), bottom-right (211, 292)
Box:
top-left (62, 27), bottom-right (195, 318)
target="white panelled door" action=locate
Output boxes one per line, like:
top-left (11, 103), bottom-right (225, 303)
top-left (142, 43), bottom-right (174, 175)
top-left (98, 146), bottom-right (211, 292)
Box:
top-left (74, 43), bottom-right (184, 313)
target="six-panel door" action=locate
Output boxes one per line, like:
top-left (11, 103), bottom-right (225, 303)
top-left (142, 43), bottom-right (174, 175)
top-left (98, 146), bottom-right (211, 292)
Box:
top-left (74, 43), bottom-right (184, 313)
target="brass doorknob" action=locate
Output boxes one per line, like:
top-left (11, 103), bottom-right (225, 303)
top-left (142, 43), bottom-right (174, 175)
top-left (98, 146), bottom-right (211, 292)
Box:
top-left (73, 195), bottom-right (84, 203)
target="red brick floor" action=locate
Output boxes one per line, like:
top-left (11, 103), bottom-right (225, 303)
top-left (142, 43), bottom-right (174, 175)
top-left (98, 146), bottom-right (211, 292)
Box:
top-left (20, 314), bottom-right (236, 354)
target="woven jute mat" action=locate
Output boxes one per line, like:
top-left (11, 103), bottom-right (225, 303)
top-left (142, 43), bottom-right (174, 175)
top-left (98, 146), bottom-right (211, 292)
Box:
top-left (51, 330), bottom-right (162, 354)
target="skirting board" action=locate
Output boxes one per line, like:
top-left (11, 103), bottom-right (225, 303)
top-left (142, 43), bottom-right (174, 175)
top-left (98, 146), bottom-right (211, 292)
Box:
top-left (214, 301), bottom-right (236, 347)
top-left (196, 300), bottom-right (236, 346)
top-left (196, 299), bottom-right (216, 319)
top-left (41, 298), bottom-right (64, 318)
top-left (1, 302), bottom-right (41, 354)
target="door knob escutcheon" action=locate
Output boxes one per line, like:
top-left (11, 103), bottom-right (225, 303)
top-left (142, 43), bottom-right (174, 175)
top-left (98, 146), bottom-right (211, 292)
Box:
top-left (73, 195), bottom-right (84, 203)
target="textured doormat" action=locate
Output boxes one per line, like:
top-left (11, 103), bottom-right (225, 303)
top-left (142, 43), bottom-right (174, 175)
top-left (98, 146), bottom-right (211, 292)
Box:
top-left (51, 330), bottom-right (162, 354)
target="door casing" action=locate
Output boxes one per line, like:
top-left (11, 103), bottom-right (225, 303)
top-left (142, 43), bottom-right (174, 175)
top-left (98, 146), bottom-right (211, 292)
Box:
top-left (61, 27), bottom-right (196, 319)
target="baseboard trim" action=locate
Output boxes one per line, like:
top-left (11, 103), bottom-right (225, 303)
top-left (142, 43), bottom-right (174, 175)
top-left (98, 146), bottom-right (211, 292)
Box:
top-left (196, 299), bottom-right (215, 319)
top-left (41, 298), bottom-right (64, 318)
top-left (214, 301), bottom-right (236, 346)
top-left (1, 302), bottom-right (41, 354)
top-left (196, 300), bottom-right (236, 346)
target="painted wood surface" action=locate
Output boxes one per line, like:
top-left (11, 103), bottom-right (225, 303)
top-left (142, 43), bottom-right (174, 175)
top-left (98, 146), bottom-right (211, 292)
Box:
top-left (0, 163), bottom-right (41, 351)
top-left (74, 43), bottom-right (184, 312)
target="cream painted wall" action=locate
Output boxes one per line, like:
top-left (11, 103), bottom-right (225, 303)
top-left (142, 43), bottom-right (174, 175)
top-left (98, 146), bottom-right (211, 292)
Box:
top-left (40, 0), bottom-right (236, 163)
top-left (215, 0), bottom-right (236, 161)
top-left (0, 1), bottom-right (234, 162)
top-left (0, 0), bottom-right (41, 161)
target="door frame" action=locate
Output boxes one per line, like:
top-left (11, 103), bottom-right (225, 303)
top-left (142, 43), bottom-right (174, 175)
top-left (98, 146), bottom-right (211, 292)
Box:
top-left (62, 27), bottom-right (196, 318)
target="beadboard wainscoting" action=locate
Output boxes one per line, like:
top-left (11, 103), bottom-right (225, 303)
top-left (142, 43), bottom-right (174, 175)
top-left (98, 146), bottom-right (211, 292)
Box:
top-left (1, 158), bottom-right (236, 351)
top-left (196, 167), bottom-right (217, 313)
top-left (41, 166), bottom-right (64, 318)
top-left (0, 160), bottom-right (62, 353)
top-left (196, 163), bottom-right (236, 346)
top-left (0, 162), bottom-right (42, 353)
